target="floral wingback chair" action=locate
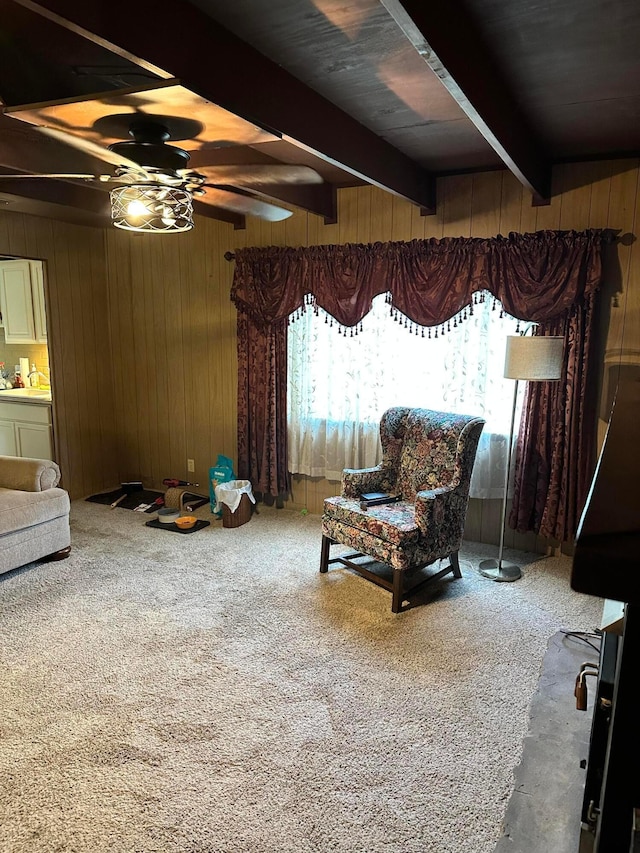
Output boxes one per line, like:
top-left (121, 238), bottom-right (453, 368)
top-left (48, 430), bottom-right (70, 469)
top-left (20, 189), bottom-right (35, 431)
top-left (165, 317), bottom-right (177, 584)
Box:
top-left (320, 407), bottom-right (485, 613)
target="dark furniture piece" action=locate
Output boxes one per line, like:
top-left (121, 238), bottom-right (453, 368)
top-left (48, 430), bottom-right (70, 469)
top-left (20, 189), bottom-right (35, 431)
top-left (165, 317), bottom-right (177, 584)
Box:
top-left (320, 407), bottom-right (484, 613)
top-left (571, 374), bottom-right (640, 852)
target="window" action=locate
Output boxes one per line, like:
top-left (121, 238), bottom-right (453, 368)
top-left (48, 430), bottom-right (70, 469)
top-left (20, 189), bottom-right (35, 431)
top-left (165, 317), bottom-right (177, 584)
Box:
top-left (287, 292), bottom-right (522, 498)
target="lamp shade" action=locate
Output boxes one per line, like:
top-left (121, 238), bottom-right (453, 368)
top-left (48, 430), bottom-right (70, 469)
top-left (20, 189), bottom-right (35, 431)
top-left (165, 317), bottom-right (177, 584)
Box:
top-left (504, 335), bottom-right (564, 381)
top-left (110, 185), bottom-right (194, 234)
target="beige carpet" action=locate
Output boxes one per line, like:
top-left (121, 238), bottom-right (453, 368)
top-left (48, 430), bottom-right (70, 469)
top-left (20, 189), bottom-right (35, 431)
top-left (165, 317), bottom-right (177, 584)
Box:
top-left (0, 500), bottom-right (604, 853)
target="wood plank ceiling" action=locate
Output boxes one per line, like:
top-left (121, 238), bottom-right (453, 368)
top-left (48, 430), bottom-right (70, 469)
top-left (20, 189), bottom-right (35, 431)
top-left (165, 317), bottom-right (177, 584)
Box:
top-left (0, 0), bottom-right (638, 229)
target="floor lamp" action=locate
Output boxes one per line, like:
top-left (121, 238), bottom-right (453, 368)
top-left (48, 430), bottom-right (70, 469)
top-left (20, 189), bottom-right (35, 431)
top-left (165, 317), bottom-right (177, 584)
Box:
top-left (479, 333), bottom-right (564, 582)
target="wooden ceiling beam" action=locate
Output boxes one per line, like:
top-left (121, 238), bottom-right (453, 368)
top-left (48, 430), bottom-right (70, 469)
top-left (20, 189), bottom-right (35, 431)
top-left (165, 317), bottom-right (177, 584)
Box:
top-left (380, 0), bottom-right (551, 204)
top-left (10, 0), bottom-right (436, 213)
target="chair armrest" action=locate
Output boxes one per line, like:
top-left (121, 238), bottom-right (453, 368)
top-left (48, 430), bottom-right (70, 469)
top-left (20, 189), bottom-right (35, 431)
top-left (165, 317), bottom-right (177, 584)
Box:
top-left (0, 456), bottom-right (61, 492)
top-left (342, 465), bottom-right (390, 498)
top-left (415, 485), bottom-right (455, 523)
top-left (415, 486), bottom-right (468, 549)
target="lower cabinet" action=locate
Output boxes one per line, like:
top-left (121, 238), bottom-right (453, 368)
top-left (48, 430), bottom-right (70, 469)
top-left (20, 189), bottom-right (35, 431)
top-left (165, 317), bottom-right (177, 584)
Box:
top-left (0, 401), bottom-right (53, 460)
top-left (0, 419), bottom-right (18, 455)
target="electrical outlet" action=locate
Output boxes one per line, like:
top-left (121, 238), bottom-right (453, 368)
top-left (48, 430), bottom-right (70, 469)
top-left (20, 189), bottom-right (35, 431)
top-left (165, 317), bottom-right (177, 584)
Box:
top-left (187, 459), bottom-right (195, 473)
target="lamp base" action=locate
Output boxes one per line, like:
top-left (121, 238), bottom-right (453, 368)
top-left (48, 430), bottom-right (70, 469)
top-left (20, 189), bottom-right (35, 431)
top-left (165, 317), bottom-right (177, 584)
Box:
top-left (478, 558), bottom-right (522, 582)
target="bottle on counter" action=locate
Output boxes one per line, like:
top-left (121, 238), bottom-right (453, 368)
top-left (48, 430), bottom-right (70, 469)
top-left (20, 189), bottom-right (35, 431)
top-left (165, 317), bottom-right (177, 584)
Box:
top-left (13, 366), bottom-right (24, 389)
top-left (19, 358), bottom-right (30, 386)
top-left (30, 363), bottom-right (39, 388)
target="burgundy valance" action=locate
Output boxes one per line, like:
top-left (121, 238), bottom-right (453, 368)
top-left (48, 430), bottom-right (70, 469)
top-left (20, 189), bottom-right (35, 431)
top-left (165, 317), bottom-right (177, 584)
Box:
top-left (231, 229), bottom-right (608, 329)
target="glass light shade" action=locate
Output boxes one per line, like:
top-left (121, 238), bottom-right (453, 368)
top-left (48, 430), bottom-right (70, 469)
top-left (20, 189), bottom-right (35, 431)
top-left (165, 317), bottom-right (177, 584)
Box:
top-left (504, 335), bottom-right (564, 381)
top-left (110, 184), bottom-right (193, 234)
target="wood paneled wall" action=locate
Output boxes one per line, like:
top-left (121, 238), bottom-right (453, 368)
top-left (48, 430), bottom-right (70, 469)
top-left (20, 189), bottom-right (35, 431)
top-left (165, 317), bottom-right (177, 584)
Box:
top-left (1, 159), bottom-right (638, 555)
top-left (0, 213), bottom-right (117, 498)
top-left (103, 222), bottom-right (237, 492)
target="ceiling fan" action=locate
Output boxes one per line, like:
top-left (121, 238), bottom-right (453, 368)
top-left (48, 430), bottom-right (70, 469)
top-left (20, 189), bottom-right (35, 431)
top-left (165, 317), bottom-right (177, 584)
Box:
top-left (0, 81), bottom-right (324, 230)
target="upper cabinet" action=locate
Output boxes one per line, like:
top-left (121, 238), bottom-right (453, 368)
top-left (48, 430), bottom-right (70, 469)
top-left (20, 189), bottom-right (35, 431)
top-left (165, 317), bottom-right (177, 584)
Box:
top-left (0, 259), bottom-right (47, 344)
top-left (29, 261), bottom-right (47, 343)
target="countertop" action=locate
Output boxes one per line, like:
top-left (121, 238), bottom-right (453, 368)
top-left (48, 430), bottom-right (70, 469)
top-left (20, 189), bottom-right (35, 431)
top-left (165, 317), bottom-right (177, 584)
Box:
top-left (0, 388), bottom-right (52, 403)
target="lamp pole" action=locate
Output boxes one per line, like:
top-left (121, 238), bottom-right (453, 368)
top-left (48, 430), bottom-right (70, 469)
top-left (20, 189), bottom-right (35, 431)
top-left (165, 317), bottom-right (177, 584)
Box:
top-left (479, 377), bottom-right (522, 581)
top-left (478, 332), bottom-right (564, 583)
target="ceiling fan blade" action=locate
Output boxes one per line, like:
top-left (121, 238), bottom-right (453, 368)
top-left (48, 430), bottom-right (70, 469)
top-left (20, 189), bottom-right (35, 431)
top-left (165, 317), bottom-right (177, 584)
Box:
top-left (36, 126), bottom-right (148, 176)
top-left (186, 164), bottom-right (323, 186)
top-left (0, 173), bottom-right (99, 180)
top-left (199, 185), bottom-right (292, 221)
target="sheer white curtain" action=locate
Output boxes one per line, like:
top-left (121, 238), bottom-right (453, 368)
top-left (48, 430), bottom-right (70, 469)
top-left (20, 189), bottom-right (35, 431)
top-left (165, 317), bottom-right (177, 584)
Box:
top-left (287, 293), bottom-right (523, 498)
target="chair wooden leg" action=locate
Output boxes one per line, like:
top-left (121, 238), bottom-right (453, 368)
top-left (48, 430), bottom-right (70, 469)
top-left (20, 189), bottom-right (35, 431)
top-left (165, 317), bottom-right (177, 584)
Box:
top-left (450, 550), bottom-right (462, 578)
top-left (391, 568), bottom-right (404, 613)
top-left (320, 535), bottom-right (330, 573)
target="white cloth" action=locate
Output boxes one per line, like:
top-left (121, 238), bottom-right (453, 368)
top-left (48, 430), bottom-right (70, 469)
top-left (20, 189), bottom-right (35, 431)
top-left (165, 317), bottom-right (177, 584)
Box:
top-left (214, 479), bottom-right (256, 514)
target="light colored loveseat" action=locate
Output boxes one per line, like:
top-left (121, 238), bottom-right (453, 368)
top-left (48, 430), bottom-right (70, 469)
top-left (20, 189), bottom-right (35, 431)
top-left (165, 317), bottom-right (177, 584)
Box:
top-left (0, 455), bottom-right (71, 575)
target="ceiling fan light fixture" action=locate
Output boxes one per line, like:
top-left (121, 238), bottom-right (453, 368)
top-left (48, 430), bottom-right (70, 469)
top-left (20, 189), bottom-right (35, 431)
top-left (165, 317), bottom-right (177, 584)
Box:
top-left (110, 184), bottom-right (193, 234)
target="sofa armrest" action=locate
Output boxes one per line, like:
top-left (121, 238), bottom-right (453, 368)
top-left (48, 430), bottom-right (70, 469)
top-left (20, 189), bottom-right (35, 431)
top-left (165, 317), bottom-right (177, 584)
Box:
top-left (0, 456), bottom-right (61, 492)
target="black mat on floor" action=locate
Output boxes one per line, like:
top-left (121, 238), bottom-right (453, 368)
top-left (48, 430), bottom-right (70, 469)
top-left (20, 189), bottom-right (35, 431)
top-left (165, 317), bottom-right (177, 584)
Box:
top-left (493, 629), bottom-right (601, 853)
top-left (85, 488), bottom-right (164, 511)
top-left (145, 518), bottom-right (210, 534)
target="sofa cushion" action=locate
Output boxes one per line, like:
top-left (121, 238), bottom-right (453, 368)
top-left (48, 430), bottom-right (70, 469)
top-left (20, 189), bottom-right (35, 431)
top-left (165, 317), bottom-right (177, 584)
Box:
top-left (0, 487), bottom-right (70, 537)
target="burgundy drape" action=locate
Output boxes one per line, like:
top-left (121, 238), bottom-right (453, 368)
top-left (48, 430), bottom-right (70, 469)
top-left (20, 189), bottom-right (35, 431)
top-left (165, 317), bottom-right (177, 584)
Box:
top-left (236, 312), bottom-right (290, 499)
top-left (510, 292), bottom-right (600, 540)
top-left (232, 229), bottom-right (608, 539)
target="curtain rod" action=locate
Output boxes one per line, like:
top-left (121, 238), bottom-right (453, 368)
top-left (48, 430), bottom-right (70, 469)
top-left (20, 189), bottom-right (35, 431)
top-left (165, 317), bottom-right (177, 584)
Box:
top-left (223, 231), bottom-right (627, 261)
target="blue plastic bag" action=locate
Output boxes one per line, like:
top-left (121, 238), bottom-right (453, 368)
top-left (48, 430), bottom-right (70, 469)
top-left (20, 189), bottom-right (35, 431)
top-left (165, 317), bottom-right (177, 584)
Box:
top-left (210, 455), bottom-right (236, 516)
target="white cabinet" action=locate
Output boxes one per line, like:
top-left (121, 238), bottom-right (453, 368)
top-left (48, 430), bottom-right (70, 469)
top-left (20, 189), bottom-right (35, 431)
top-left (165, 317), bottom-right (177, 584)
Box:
top-left (29, 261), bottom-right (47, 343)
top-left (0, 401), bottom-right (53, 460)
top-left (0, 259), bottom-right (47, 344)
top-left (0, 420), bottom-right (18, 455)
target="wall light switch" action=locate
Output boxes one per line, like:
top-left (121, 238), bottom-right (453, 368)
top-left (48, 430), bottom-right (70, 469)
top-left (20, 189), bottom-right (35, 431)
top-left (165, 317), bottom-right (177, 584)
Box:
top-left (187, 458), bottom-right (195, 473)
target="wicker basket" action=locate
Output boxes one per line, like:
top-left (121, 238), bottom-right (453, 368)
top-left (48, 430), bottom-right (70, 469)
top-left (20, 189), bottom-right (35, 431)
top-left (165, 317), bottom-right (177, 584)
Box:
top-left (222, 492), bottom-right (253, 528)
top-left (164, 486), bottom-right (188, 510)
top-left (164, 487), bottom-right (208, 513)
